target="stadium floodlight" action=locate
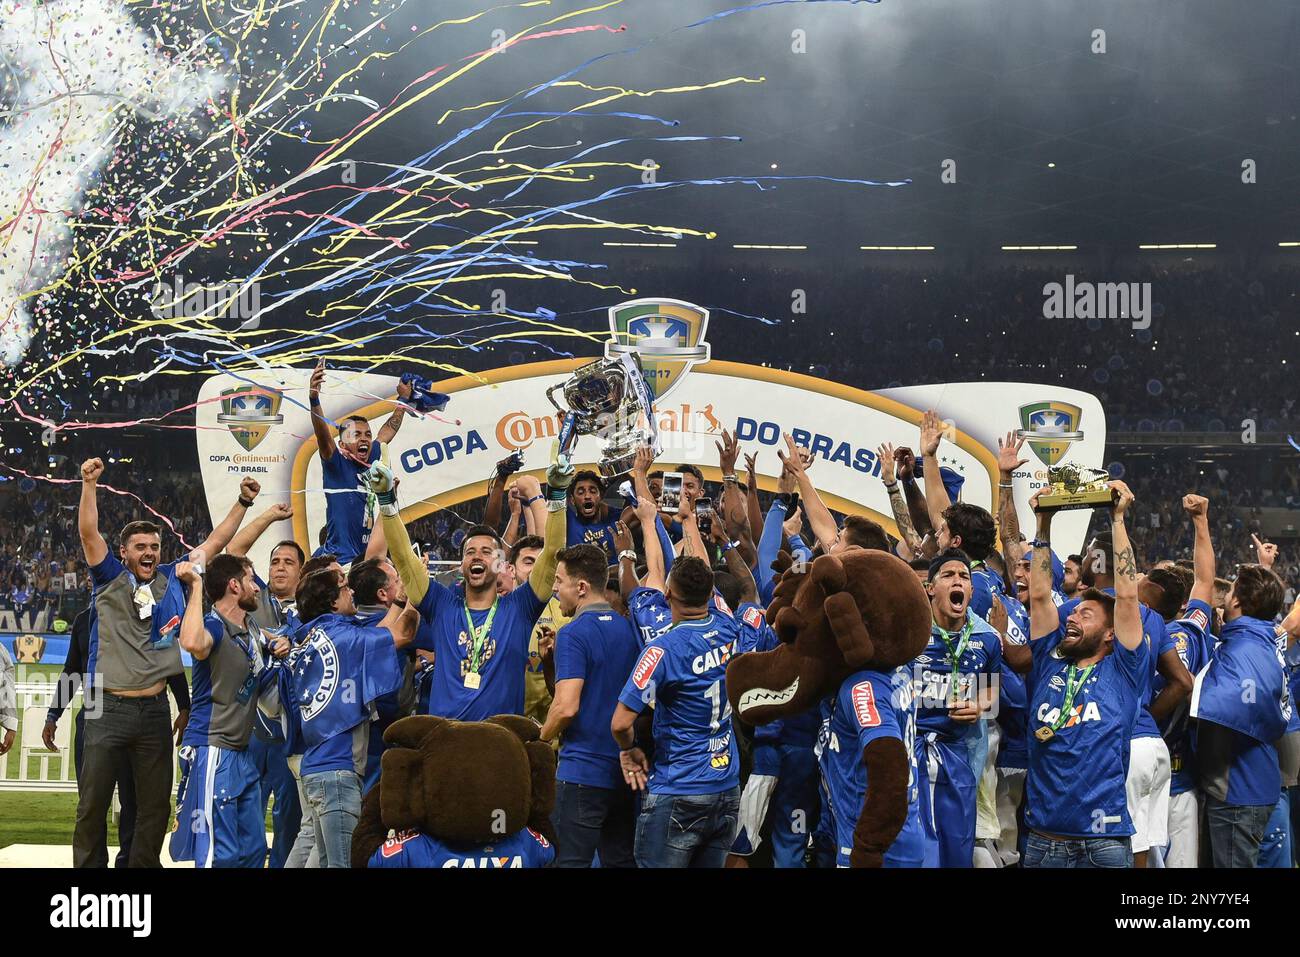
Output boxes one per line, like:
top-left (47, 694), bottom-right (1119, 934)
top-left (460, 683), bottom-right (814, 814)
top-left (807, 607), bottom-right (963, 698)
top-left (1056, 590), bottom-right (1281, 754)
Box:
top-left (601, 242), bottom-right (677, 248)
top-left (1137, 243), bottom-right (1216, 250)
top-left (731, 244), bottom-right (807, 250)
top-left (1278, 241), bottom-right (1300, 248)
top-left (860, 245), bottom-right (935, 251)
top-left (1000, 245), bottom-right (1078, 251)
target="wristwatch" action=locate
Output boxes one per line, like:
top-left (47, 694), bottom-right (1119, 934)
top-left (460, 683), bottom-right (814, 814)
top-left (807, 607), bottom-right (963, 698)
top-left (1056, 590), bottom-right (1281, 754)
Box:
top-left (618, 549), bottom-right (638, 563)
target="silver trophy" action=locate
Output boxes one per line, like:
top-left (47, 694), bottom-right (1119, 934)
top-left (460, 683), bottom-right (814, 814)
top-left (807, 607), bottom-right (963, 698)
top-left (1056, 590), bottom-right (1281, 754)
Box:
top-left (546, 352), bottom-right (661, 477)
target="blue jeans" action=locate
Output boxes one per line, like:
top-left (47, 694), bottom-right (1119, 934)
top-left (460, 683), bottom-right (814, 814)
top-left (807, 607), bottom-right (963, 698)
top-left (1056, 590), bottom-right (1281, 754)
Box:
top-left (635, 787), bottom-right (741, 868)
top-left (302, 769), bottom-right (362, 868)
top-left (248, 735), bottom-right (301, 869)
top-left (1022, 831), bottom-right (1133, 868)
top-left (553, 780), bottom-right (637, 867)
top-left (1205, 797), bottom-right (1271, 868)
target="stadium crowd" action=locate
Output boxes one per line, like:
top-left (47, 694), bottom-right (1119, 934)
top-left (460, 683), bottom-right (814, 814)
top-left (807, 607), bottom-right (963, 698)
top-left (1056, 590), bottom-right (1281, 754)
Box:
top-left (3, 344), bottom-right (1295, 872)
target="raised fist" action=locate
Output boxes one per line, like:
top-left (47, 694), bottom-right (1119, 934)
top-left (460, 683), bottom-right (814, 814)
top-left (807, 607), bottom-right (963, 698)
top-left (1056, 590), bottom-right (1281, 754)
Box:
top-left (81, 458), bottom-right (105, 484)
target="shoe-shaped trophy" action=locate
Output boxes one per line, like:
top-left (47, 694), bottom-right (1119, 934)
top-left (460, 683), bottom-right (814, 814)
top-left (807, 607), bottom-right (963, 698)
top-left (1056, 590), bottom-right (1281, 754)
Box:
top-left (546, 352), bottom-right (661, 477)
top-left (1036, 464), bottom-right (1118, 512)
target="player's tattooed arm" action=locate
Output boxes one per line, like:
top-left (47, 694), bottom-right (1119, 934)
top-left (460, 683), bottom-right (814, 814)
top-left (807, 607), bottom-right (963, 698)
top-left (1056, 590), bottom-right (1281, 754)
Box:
top-left (1027, 488), bottom-right (1057, 641)
top-left (1108, 481), bottom-right (1143, 652)
top-left (880, 442), bottom-right (921, 560)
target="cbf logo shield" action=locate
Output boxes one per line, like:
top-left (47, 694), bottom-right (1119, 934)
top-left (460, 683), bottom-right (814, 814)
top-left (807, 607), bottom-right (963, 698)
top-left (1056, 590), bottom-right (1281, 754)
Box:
top-left (217, 385), bottom-right (284, 451)
top-left (605, 298), bottom-right (710, 402)
top-left (1016, 401), bottom-right (1084, 467)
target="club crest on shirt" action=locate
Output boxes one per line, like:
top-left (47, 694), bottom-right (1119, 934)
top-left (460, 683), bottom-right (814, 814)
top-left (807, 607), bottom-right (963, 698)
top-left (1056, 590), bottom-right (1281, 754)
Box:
top-left (456, 630), bottom-right (498, 676)
top-left (294, 627), bottom-right (340, 721)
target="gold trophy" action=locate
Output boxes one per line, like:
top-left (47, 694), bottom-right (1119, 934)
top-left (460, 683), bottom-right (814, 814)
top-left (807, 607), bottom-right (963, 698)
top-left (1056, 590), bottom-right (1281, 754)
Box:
top-left (1035, 465), bottom-right (1117, 513)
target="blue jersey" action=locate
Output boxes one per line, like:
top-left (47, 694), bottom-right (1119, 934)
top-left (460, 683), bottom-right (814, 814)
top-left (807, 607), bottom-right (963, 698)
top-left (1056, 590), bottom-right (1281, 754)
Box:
top-left (318, 443), bottom-right (381, 565)
top-left (996, 592), bottom-right (1031, 770)
top-left (417, 579), bottom-right (545, 721)
top-left (184, 611), bottom-right (271, 751)
top-left (1156, 599), bottom-right (1213, 795)
top-left (287, 613), bottom-right (404, 775)
top-left (565, 508), bottom-right (620, 564)
top-left (913, 612), bottom-right (1002, 741)
top-left (554, 603), bottom-right (640, 789)
top-left (617, 612), bottom-right (744, 795)
top-left (627, 586), bottom-right (672, 648)
top-left (817, 669), bottom-right (925, 867)
top-left (1191, 614), bottom-right (1290, 806)
top-left (368, 827), bottom-right (554, 868)
top-left (1060, 591), bottom-right (1167, 739)
top-left (1026, 627), bottom-right (1145, 837)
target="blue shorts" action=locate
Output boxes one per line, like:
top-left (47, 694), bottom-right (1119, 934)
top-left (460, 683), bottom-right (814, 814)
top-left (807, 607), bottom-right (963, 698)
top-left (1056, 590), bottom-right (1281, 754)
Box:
top-left (170, 745), bottom-right (266, 868)
top-left (916, 733), bottom-right (978, 868)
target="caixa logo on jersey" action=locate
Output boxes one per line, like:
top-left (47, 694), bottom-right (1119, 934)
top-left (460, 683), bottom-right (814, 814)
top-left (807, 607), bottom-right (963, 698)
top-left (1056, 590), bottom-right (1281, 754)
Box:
top-left (293, 628), bottom-right (340, 721)
top-left (910, 665), bottom-right (1001, 719)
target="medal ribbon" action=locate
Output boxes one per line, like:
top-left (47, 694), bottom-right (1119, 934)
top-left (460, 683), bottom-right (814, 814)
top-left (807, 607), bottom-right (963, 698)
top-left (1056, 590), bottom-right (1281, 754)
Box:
top-left (463, 598), bottom-right (500, 676)
top-left (1047, 663), bottom-right (1096, 734)
top-left (933, 616), bottom-right (974, 704)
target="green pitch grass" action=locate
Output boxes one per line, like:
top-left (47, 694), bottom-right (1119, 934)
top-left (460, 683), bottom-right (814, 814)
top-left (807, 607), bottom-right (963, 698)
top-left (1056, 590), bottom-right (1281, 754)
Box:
top-left (0, 665), bottom-right (280, 852)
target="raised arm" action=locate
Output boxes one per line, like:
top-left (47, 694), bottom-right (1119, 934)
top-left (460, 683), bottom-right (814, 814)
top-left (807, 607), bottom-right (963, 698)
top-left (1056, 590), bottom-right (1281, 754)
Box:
top-left (1183, 494), bottom-right (1215, 606)
top-left (1027, 489), bottom-right (1058, 640)
top-left (78, 458), bottom-right (108, 567)
top-left (484, 453), bottom-right (521, 534)
top-left (893, 447), bottom-right (934, 542)
top-left (175, 564), bottom-right (213, 661)
top-left (375, 379), bottom-right (414, 446)
top-left (995, 431), bottom-right (1028, 570)
top-left (526, 450), bottom-right (571, 603)
top-left (710, 518), bottom-right (757, 604)
top-left (716, 430), bottom-right (750, 540)
top-left (226, 503), bottom-right (293, 558)
top-left (779, 433), bottom-right (837, 552)
top-left (744, 453), bottom-right (764, 546)
top-left (364, 464), bottom-right (429, 606)
top-left (1108, 481), bottom-right (1143, 652)
top-left (878, 442), bottom-right (921, 560)
top-left (195, 477), bottom-right (260, 558)
top-left (613, 519), bottom-right (639, 600)
top-left (919, 410), bottom-right (950, 530)
top-left (309, 359), bottom-right (338, 461)
top-left (635, 496), bottom-right (667, 594)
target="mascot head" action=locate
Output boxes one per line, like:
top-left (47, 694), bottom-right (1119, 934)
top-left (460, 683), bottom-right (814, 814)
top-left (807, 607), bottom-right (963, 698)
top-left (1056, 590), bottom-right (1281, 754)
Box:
top-left (726, 548), bottom-right (931, 724)
top-left (351, 714), bottom-right (555, 865)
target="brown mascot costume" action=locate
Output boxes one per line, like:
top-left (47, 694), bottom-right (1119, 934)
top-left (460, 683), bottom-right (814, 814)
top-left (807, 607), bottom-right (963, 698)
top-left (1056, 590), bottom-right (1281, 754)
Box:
top-left (726, 547), bottom-right (931, 867)
top-left (351, 713), bottom-right (557, 868)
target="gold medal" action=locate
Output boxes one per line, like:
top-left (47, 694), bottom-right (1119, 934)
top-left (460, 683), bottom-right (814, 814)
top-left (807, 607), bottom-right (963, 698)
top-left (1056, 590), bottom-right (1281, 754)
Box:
top-left (1034, 726), bottom-right (1055, 742)
top-left (464, 672), bottom-right (482, 690)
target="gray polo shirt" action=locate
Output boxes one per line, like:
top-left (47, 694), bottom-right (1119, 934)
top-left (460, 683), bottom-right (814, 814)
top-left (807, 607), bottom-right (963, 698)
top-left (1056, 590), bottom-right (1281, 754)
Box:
top-left (180, 610), bottom-right (266, 751)
top-left (89, 555), bottom-right (184, 692)
top-left (250, 574), bottom-right (297, 633)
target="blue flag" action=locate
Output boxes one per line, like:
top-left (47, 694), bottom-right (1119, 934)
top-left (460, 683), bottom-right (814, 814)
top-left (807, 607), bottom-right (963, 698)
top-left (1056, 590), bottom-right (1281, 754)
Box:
top-left (287, 613), bottom-right (404, 748)
top-left (1191, 615), bottom-right (1289, 744)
